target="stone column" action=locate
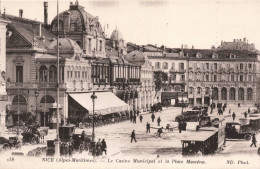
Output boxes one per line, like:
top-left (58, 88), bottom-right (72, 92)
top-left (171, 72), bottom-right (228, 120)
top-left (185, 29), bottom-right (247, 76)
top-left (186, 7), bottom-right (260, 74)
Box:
top-left (138, 92), bottom-right (142, 111)
top-left (0, 110), bottom-right (6, 137)
top-left (193, 87), bottom-right (197, 106)
top-left (201, 91), bottom-right (204, 107)
top-left (226, 88), bottom-right (229, 104)
top-left (218, 87), bottom-right (221, 103)
top-left (244, 87), bottom-right (247, 104)
top-left (147, 92), bottom-right (150, 109)
top-left (235, 88), bottom-right (238, 104)
top-left (143, 92), bottom-right (146, 110)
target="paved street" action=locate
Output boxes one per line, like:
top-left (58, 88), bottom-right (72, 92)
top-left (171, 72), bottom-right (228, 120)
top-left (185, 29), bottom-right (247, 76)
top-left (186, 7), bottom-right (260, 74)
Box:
top-left (1, 105), bottom-right (259, 159)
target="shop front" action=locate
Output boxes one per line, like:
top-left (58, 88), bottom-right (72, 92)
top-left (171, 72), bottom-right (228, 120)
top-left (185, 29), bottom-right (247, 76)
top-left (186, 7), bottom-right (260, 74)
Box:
top-left (67, 91), bottom-right (129, 126)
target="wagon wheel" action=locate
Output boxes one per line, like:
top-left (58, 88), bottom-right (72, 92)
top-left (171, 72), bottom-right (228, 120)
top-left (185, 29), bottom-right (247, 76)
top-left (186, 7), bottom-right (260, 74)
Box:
top-left (153, 133), bottom-right (159, 138)
top-left (31, 137), bottom-right (36, 145)
top-left (162, 133), bottom-right (167, 139)
top-left (16, 143), bottom-right (22, 150)
top-left (244, 134), bottom-right (251, 141)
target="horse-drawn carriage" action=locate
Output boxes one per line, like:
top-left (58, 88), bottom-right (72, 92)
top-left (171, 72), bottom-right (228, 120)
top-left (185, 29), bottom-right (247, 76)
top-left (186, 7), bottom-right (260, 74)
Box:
top-left (0, 136), bottom-right (21, 151)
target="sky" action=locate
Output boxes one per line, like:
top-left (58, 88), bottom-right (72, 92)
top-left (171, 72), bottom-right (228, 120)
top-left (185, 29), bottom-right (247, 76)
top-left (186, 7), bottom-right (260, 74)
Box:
top-left (2, 0), bottom-right (260, 49)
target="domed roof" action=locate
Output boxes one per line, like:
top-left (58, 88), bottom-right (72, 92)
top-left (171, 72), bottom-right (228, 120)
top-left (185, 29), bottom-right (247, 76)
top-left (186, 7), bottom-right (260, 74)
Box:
top-left (50, 2), bottom-right (104, 37)
top-left (47, 37), bottom-right (82, 53)
top-left (124, 51), bottom-right (148, 66)
top-left (110, 29), bottom-right (124, 41)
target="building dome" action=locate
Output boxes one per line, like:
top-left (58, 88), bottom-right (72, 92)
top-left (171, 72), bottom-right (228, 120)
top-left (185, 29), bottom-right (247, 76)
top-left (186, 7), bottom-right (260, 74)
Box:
top-left (124, 51), bottom-right (148, 66)
top-left (47, 37), bottom-right (83, 53)
top-left (50, 2), bottom-right (104, 37)
top-left (110, 29), bottom-right (124, 41)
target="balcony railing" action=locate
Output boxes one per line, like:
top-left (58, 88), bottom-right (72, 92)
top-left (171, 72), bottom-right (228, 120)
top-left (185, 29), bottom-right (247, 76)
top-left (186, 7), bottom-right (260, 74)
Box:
top-left (170, 80), bottom-right (186, 84)
top-left (6, 82), bottom-right (67, 89)
top-left (169, 69), bottom-right (186, 73)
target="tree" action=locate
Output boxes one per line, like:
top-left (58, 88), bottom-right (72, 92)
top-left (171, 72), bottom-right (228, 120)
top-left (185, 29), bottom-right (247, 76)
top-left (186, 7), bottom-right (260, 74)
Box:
top-left (153, 71), bottom-right (168, 99)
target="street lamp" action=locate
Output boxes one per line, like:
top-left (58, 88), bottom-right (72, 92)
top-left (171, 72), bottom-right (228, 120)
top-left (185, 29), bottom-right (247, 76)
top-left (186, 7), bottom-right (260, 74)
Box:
top-left (181, 88), bottom-right (184, 114)
top-left (211, 86), bottom-right (214, 105)
top-left (34, 89), bottom-right (39, 124)
top-left (91, 92), bottom-right (97, 142)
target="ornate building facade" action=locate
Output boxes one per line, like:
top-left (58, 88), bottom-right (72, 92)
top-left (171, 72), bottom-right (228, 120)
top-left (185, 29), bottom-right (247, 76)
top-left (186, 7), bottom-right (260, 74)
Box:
top-left (125, 50), bottom-right (155, 112)
top-left (4, 1), bottom-right (145, 127)
top-left (186, 49), bottom-right (259, 107)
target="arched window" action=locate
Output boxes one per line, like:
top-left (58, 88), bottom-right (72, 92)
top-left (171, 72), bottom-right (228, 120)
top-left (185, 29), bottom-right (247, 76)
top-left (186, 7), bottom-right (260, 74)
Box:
top-left (212, 87), bottom-right (218, 100)
top-left (247, 88), bottom-right (253, 100)
top-left (39, 65), bottom-right (48, 82)
top-left (238, 88), bottom-right (244, 100)
top-left (40, 95), bottom-right (55, 103)
top-left (49, 65), bottom-right (57, 82)
top-left (197, 87), bottom-right (201, 94)
top-left (229, 88), bottom-right (235, 100)
top-left (221, 88), bottom-right (227, 100)
top-left (205, 87), bottom-right (210, 95)
top-left (163, 62), bottom-right (168, 69)
top-left (189, 87), bottom-right (193, 94)
top-left (12, 95), bottom-right (27, 105)
top-left (155, 62), bottom-right (161, 69)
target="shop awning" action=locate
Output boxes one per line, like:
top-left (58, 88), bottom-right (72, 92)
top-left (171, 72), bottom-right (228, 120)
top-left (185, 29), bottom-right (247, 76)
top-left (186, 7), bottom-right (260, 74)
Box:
top-left (69, 92), bottom-right (129, 115)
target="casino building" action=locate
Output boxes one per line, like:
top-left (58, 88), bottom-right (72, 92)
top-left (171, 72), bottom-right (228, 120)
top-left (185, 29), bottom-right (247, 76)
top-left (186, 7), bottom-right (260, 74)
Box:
top-left (4, 1), bottom-right (145, 127)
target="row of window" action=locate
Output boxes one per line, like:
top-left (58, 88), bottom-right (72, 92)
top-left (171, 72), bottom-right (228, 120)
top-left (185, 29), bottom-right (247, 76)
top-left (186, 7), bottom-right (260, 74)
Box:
top-left (154, 62), bottom-right (185, 70)
top-left (67, 71), bottom-right (89, 81)
top-left (193, 63), bottom-right (253, 70)
top-left (189, 74), bottom-right (253, 82)
top-left (87, 38), bottom-right (103, 52)
top-left (188, 87), bottom-right (253, 100)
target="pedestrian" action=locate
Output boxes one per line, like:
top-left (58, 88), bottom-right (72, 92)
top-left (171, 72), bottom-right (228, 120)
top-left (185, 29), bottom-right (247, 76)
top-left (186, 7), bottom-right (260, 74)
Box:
top-left (151, 113), bottom-right (155, 122)
top-left (68, 142), bottom-right (73, 157)
top-left (139, 115), bottom-right (143, 123)
top-left (248, 107), bottom-right (251, 114)
top-left (178, 121), bottom-right (182, 133)
top-left (130, 111), bottom-right (133, 122)
top-left (250, 134), bottom-right (257, 147)
top-left (232, 112), bottom-right (236, 121)
top-left (146, 122), bottom-right (150, 133)
top-left (61, 117), bottom-right (64, 126)
top-left (137, 109), bottom-right (140, 116)
top-left (157, 117), bottom-right (161, 126)
top-left (131, 130), bottom-right (137, 143)
top-left (229, 109), bottom-right (231, 114)
top-left (244, 112), bottom-right (248, 118)
top-left (101, 139), bottom-right (107, 155)
top-left (81, 130), bottom-right (86, 142)
top-left (133, 114), bottom-right (136, 123)
top-left (96, 139), bottom-right (102, 156)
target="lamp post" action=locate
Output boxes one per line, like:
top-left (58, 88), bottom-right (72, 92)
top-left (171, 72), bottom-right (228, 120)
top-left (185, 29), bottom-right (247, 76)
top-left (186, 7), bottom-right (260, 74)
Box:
top-left (211, 86), bottom-right (214, 114)
top-left (211, 86), bottom-right (214, 105)
top-left (34, 89), bottom-right (39, 124)
top-left (91, 92), bottom-right (97, 142)
top-left (181, 88), bottom-right (184, 114)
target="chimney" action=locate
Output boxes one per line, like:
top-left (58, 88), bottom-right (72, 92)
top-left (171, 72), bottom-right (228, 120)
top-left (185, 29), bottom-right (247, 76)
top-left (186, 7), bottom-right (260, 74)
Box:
top-left (19, 9), bottom-right (23, 18)
top-left (33, 22), bottom-right (42, 37)
top-left (44, 2), bottom-right (48, 26)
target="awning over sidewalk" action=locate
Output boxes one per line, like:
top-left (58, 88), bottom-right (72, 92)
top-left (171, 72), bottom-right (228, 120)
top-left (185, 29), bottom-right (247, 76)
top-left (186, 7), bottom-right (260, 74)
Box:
top-left (69, 92), bottom-right (129, 115)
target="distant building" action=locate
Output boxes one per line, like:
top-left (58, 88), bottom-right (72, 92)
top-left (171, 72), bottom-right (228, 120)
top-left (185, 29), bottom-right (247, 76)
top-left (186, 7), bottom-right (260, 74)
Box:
top-left (125, 50), bottom-right (155, 112)
top-left (185, 49), bottom-right (259, 106)
top-left (219, 38), bottom-right (257, 52)
top-left (127, 43), bottom-right (189, 106)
